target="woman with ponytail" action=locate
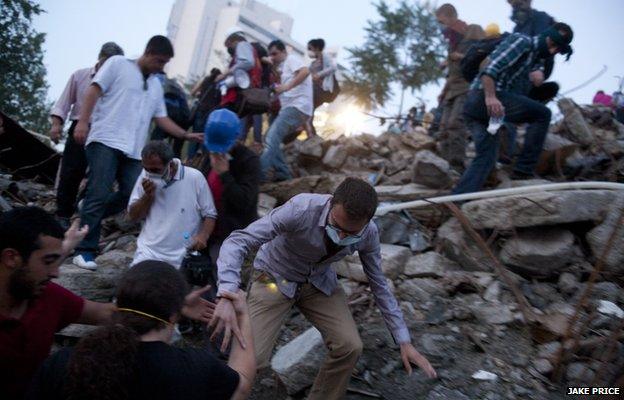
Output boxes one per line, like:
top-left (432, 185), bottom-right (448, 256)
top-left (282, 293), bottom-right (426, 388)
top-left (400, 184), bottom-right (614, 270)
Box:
top-left (28, 260), bottom-right (255, 400)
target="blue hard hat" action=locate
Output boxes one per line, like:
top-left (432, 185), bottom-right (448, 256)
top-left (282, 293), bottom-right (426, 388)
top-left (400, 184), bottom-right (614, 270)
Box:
top-left (204, 109), bottom-right (241, 153)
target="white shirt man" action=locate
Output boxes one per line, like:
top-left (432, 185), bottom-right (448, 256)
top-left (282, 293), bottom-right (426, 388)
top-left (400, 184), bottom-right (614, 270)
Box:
top-left (129, 145), bottom-right (217, 268)
top-left (259, 40), bottom-right (313, 182)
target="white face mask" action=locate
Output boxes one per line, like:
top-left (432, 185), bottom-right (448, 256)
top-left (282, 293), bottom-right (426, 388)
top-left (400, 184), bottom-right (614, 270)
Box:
top-left (325, 224), bottom-right (365, 247)
top-left (145, 162), bottom-right (171, 183)
top-left (308, 50), bottom-right (317, 59)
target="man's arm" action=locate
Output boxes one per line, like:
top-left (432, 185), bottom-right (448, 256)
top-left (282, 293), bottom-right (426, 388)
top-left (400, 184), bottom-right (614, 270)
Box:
top-left (73, 84), bottom-right (102, 144)
top-left (154, 116), bottom-right (203, 143)
top-left (481, 75), bottom-right (504, 117)
top-left (49, 73), bottom-right (78, 142)
top-left (275, 67), bottom-right (310, 94)
top-left (209, 197), bottom-right (299, 350)
top-left (190, 217), bottom-right (215, 251)
top-left (127, 178), bottom-right (155, 221)
top-left (220, 291), bottom-right (256, 400)
top-left (358, 227), bottom-right (437, 378)
top-left (77, 300), bottom-right (116, 325)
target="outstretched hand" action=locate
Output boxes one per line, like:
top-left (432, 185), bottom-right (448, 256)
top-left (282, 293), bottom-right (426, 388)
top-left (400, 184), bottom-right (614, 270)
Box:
top-left (208, 290), bottom-right (248, 352)
top-left (181, 285), bottom-right (216, 323)
top-left (62, 219), bottom-right (89, 256)
top-left (400, 343), bottom-right (437, 378)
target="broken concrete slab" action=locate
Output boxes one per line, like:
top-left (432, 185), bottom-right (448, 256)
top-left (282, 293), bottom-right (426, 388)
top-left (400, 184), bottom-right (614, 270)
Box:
top-left (271, 327), bottom-right (327, 394)
top-left (54, 250), bottom-right (132, 302)
top-left (322, 144), bottom-right (347, 169)
top-left (586, 194), bottom-right (624, 275)
top-left (558, 98), bottom-right (594, 145)
top-left (470, 301), bottom-right (515, 325)
top-left (398, 278), bottom-right (446, 304)
top-left (375, 183), bottom-right (438, 202)
top-left (436, 218), bottom-right (494, 272)
top-left (462, 190), bottom-right (618, 230)
top-left (411, 150), bottom-right (453, 189)
top-left (404, 251), bottom-right (459, 278)
top-left (500, 228), bottom-right (582, 278)
top-left (334, 244), bottom-right (411, 282)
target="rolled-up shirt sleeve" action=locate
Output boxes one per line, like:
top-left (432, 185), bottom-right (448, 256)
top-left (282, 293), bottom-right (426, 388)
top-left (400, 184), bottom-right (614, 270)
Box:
top-left (231, 41), bottom-right (255, 72)
top-left (359, 224), bottom-right (411, 344)
top-left (217, 197), bottom-right (298, 295)
top-left (92, 55), bottom-right (123, 93)
top-left (51, 72), bottom-right (78, 121)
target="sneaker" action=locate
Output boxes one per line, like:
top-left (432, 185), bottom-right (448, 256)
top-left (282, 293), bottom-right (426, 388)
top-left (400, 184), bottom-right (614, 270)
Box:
top-left (73, 253), bottom-right (97, 270)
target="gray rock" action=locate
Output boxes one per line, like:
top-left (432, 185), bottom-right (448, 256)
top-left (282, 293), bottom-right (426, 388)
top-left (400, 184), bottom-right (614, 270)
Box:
top-left (404, 251), bottom-right (459, 278)
top-left (462, 190), bottom-right (617, 230)
top-left (558, 272), bottom-right (579, 296)
top-left (375, 183), bottom-right (437, 202)
top-left (398, 278), bottom-right (446, 304)
top-left (532, 358), bottom-right (553, 375)
top-left (437, 218), bottom-right (493, 271)
top-left (558, 98), bottom-right (594, 145)
top-left (334, 244), bottom-right (410, 282)
top-left (483, 281), bottom-right (502, 302)
top-left (427, 386), bottom-right (470, 400)
top-left (537, 341), bottom-right (562, 360)
top-left (322, 144), bottom-right (347, 169)
top-left (470, 301), bottom-right (515, 325)
top-left (586, 194), bottom-right (624, 275)
top-left (298, 135), bottom-right (324, 160)
top-left (271, 327), bottom-right (327, 394)
top-left (500, 228), bottom-right (581, 277)
top-left (55, 250), bottom-right (132, 301)
top-left (411, 150), bottom-right (452, 189)
top-left (566, 362), bottom-right (594, 383)
top-left (592, 281), bottom-right (622, 303)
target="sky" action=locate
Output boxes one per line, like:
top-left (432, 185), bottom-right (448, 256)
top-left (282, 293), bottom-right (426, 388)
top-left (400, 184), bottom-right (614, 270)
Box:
top-left (35, 0), bottom-right (624, 130)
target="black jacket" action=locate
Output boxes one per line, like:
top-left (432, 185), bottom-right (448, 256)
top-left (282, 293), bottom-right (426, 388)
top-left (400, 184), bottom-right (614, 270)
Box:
top-left (201, 144), bottom-right (260, 243)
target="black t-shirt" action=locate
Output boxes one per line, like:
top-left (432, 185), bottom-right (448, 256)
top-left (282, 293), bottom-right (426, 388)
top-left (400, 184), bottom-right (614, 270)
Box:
top-left (27, 341), bottom-right (240, 400)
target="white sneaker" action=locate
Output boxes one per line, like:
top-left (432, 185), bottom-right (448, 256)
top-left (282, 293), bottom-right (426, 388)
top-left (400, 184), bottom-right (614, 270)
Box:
top-left (73, 254), bottom-right (97, 271)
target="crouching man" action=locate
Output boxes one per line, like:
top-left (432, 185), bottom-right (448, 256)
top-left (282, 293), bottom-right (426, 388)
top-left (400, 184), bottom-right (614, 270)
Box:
top-left (211, 177), bottom-right (437, 400)
top-left (128, 141), bottom-right (217, 268)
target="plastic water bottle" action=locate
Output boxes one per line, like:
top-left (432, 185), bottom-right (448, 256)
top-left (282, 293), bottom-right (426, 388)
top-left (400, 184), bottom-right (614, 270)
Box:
top-left (183, 232), bottom-right (199, 256)
top-left (487, 116), bottom-right (504, 135)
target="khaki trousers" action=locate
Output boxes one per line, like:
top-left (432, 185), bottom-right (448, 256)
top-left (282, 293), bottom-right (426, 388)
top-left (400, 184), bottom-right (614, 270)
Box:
top-left (249, 279), bottom-right (363, 400)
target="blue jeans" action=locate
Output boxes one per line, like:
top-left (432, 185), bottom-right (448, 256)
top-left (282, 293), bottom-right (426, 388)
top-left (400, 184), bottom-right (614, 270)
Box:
top-left (77, 142), bottom-right (143, 253)
top-left (452, 90), bottom-right (551, 194)
top-left (260, 107), bottom-right (307, 181)
top-left (239, 114), bottom-right (263, 143)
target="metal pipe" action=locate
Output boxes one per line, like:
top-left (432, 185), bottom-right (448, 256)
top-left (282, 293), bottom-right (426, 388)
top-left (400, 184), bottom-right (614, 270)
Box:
top-left (376, 182), bottom-right (624, 215)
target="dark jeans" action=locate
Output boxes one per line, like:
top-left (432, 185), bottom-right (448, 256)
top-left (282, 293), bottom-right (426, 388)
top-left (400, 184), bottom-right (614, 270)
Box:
top-left (452, 90), bottom-right (551, 194)
top-left (239, 114), bottom-right (263, 143)
top-left (56, 121), bottom-right (87, 218)
top-left (77, 142), bottom-right (142, 253)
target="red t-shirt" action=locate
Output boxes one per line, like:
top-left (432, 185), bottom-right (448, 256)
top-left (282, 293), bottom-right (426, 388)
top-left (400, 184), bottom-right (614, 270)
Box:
top-left (0, 282), bottom-right (84, 399)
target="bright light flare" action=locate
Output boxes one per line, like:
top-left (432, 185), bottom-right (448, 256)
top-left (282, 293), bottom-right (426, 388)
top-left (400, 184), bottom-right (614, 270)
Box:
top-left (333, 104), bottom-right (365, 136)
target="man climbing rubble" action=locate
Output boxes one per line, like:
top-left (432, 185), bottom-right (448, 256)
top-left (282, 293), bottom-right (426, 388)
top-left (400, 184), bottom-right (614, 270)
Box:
top-left (452, 22), bottom-right (574, 194)
top-left (210, 177), bottom-right (437, 400)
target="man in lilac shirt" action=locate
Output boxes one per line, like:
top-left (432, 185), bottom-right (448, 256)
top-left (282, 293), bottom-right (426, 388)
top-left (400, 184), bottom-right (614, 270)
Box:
top-left (211, 177), bottom-right (436, 400)
top-left (49, 42), bottom-right (124, 228)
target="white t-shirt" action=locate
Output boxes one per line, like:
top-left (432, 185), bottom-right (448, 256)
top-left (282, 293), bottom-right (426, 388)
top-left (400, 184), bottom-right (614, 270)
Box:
top-left (88, 56), bottom-right (167, 160)
top-left (129, 159), bottom-right (217, 268)
top-left (278, 54), bottom-right (313, 116)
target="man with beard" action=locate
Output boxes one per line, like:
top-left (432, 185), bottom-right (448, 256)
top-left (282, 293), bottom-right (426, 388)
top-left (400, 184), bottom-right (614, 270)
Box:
top-left (452, 23), bottom-right (573, 194)
top-left (0, 207), bottom-right (215, 398)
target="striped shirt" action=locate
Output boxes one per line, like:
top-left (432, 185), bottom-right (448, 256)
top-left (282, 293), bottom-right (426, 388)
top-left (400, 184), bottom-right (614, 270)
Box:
top-left (471, 33), bottom-right (541, 92)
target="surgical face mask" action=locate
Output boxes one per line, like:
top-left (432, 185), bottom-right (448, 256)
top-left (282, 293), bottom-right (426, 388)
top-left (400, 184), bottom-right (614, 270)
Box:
top-left (307, 50), bottom-right (317, 59)
top-left (145, 162), bottom-right (171, 182)
top-left (325, 224), bottom-right (364, 247)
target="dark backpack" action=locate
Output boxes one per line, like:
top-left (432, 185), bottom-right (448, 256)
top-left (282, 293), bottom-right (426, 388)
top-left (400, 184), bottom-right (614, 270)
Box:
top-left (163, 79), bottom-right (191, 129)
top-left (460, 33), bottom-right (509, 82)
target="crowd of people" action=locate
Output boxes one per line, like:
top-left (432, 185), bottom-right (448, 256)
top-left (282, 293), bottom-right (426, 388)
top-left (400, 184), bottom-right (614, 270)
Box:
top-left (1, 27), bottom-right (433, 400)
top-left (5, 0), bottom-right (614, 398)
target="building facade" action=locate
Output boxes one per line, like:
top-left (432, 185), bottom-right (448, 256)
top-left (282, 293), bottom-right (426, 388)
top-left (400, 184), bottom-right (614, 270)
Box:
top-left (165, 0), bottom-right (305, 83)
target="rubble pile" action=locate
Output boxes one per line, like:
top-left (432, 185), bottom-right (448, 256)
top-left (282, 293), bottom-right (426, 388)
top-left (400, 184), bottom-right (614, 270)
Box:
top-left (1, 98), bottom-right (623, 399)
